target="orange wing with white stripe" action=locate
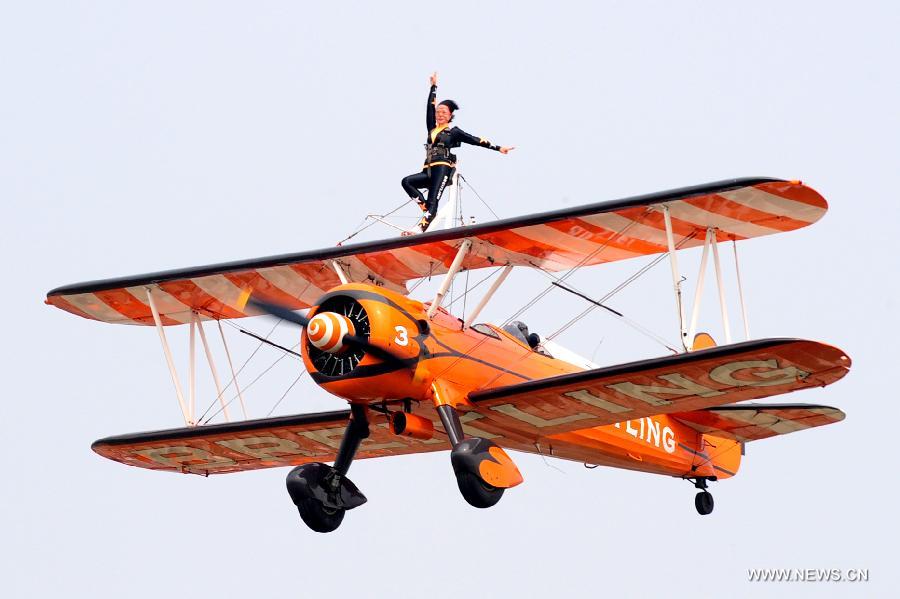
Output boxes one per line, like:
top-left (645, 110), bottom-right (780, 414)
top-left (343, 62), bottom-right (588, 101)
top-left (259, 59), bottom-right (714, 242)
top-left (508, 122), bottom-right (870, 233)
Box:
top-left (46, 178), bottom-right (826, 326)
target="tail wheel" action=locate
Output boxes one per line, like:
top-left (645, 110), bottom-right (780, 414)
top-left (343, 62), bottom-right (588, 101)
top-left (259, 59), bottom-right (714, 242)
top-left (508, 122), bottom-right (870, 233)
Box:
top-left (455, 470), bottom-right (504, 509)
top-left (694, 490), bottom-right (714, 515)
top-left (296, 498), bottom-right (346, 533)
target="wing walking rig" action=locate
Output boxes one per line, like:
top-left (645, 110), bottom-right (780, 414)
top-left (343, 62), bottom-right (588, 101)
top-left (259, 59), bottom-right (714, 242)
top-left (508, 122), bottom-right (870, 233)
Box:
top-left (47, 177), bottom-right (850, 532)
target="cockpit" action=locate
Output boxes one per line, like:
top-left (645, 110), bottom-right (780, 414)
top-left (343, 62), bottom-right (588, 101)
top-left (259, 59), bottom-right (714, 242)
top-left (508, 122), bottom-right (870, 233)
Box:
top-left (502, 321), bottom-right (540, 349)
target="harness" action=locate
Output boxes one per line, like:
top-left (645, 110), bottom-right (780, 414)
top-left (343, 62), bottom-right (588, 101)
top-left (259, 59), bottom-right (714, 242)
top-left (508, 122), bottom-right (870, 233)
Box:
top-left (425, 144), bottom-right (452, 163)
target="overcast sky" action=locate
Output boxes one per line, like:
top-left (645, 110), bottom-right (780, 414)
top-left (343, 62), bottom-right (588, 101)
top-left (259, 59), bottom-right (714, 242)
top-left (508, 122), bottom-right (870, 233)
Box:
top-left (3, 2), bottom-right (898, 597)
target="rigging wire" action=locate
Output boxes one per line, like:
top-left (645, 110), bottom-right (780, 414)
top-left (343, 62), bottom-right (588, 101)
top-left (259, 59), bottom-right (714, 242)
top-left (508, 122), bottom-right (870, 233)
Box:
top-left (408, 261), bottom-right (438, 295)
top-left (444, 265), bottom-right (503, 309)
top-left (202, 340), bottom-right (302, 424)
top-left (266, 371), bottom-right (306, 417)
top-left (426, 216), bottom-right (644, 383)
top-left (195, 318), bottom-right (282, 423)
top-left (430, 216), bottom-right (700, 389)
top-left (336, 198), bottom-right (413, 245)
top-left (543, 233), bottom-right (696, 345)
top-left (459, 174), bottom-right (501, 220)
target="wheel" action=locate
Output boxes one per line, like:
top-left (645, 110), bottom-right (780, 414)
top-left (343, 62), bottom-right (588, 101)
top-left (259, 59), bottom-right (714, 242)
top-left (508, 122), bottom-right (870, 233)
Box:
top-left (296, 497), bottom-right (346, 533)
top-left (456, 470), bottom-right (504, 509)
top-left (695, 490), bottom-right (714, 515)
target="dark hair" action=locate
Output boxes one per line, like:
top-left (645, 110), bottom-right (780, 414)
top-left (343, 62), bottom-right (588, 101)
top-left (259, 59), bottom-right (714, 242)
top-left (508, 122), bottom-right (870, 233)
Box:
top-left (438, 99), bottom-right (459, 112)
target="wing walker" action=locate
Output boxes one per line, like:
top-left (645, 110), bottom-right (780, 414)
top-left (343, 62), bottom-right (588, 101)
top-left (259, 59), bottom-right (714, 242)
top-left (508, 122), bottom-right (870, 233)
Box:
top-left (47, 177), bottom-right (851, 533)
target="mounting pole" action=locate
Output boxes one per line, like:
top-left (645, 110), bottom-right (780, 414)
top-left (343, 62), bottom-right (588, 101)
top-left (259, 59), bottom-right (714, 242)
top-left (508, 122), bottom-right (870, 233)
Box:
top-left (463, 265), bottom-right (513, 329)
top-left (330, 260), bottom-right (350, 285)
top-left (218, 320), bottom-right (248, 419)
top-left (661, 205), bottom-right (688, 351)
top-left (732, 239), bottom-right (750, 339)
top-left (197, 317), bottom-right (230, 422)
top-left (146, 287), bottom-right (192, 426)
top-left (428, 239), bottom-right (472, 318)
top-left (687, 228), bottom-right (714, 350)
top-left (710, 232), bottom-right (732, 344)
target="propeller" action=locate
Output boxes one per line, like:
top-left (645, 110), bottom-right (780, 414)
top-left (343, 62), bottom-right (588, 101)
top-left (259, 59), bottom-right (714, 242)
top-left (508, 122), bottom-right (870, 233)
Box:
top-left (237, 289), bottom-right (414, 370)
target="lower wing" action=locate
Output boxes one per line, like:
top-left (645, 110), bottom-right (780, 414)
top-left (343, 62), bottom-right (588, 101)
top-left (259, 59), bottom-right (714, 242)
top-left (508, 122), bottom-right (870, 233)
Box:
top-left (465, 338), bottom-right (850, 442)
top-left (92, 410), bottom-right (448, 475)
top-left (672, 403), bottom-right (845, 442)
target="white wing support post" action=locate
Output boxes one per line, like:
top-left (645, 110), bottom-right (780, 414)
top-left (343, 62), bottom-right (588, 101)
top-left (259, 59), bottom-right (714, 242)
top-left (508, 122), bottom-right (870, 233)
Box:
top-left (687, 228), bottom-right (713, 349)
top-left (661, 205), bottom-right (688, 351)
top-left (427, 239), bottom-right (472, 318)
top-left (710, 231), bottom-right (732, 344)
top-left (733, 240), bottom-right (751, 339)
top-left (463, 265), bottom-right (513, 329)
top-left (686, 229), bottom-right (753, 351)
top-left (330, 260), bottom-right (350, 285)
top-left (146, 287), bottom-right (193, 426)
top-left (197, 315), bottom-right (230, 422)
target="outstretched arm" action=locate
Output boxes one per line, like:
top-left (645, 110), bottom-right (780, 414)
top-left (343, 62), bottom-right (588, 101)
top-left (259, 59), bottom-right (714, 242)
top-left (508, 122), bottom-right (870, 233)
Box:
top-left (455, 128), bottom-right (515, 154)
top-left (426, 72), bottom-right (437, 131)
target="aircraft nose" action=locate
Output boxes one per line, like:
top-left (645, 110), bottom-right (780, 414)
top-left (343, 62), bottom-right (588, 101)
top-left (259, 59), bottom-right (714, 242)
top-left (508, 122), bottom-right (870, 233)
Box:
top-left (307, 311), bottom-right (356, 354)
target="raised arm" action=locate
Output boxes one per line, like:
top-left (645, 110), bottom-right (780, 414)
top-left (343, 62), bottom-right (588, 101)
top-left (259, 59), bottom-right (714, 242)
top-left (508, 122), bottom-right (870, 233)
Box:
top-left (455, 128), bottom-right (515, 154)
top-left (426, 72), bottom-right (437, 131)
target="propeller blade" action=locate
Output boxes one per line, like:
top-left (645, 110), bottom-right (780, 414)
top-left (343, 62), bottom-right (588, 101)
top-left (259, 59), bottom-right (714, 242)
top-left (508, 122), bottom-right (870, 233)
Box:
top-left (238, 289), bottom-right (311, 328)
top-left (249, 297), bottom-right (311, 328)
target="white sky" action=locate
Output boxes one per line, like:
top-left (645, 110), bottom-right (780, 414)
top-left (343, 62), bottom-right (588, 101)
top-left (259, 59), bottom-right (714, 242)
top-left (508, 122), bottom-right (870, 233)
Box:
top-left (2, 2), bottom-right (898, 597)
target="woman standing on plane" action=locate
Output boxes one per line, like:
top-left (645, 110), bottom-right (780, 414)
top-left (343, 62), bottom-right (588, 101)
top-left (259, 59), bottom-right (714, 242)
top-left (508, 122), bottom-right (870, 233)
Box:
top-left (401, 72), bottom-right (514, 233)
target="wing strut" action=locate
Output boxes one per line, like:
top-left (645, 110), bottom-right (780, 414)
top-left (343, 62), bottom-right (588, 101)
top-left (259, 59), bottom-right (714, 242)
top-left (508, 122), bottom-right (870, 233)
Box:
top-left (330, 260), bottom-right (350, 284)
top-left (732, 239), bottom-right (751, 339)
top-left (684, 228), bottom-right (751, 351)
top-left (710, 228), bottom-right (732, 344)
top-left (427, 239), bottom-right (473, 318)
top-left (687, 228), bottom-right (713, 346)
top-left (463, 265), bottom-right (513, 329)
top-left (196, 313), bottom-right (230, 422)
top-left (660, 205), bottom-right (688, 351)
top-left (146, 287), bottom-right (193, 426)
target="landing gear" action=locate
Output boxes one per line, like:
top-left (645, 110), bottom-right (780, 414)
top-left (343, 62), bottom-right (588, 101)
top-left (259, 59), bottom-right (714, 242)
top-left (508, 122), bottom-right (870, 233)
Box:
top-left (286, 404), bottom-right (369, 533)
top-left (692, 477), bottom-right (715, 515)
top-left (437, 404), bottom-right (522, 509)
top-left (295, 490), bottom-right (345, 533)
top-left (455, 470), bottom-right (504, 509)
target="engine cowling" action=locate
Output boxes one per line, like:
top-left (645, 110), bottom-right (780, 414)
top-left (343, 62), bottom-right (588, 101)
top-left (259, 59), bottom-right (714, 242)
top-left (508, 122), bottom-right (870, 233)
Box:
top-left (301, 284), bottom-right (433, 403)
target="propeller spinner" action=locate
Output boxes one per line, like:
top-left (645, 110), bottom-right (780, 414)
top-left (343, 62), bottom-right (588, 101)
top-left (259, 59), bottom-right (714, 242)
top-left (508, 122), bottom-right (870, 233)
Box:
top-left (307, 312), bottom-right (356, 354)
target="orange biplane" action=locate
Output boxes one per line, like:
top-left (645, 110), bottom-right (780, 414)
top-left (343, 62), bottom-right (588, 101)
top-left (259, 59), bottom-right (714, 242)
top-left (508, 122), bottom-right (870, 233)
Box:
top-left (46, 177), bottom-right (850, 533)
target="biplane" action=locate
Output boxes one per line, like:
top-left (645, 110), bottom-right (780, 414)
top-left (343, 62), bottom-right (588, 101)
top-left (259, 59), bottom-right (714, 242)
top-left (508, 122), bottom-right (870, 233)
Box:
top-left (46, 177), bottom-right (850, 533)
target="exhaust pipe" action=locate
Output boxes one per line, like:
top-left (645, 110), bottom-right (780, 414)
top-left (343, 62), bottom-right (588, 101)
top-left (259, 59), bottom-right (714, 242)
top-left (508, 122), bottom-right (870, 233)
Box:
top-left (390, 412), bottom-right (435, 440)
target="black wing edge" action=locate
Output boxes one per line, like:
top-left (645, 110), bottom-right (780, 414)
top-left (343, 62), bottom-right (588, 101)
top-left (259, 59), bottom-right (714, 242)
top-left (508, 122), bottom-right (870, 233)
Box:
top-left (91, 409), bottom-right (351, 449)
top-left (469, 338), bottom-right (799, 403)
top-left (695, 403), bottom-right (843, 412)
top-left (49, 177), bottom-right (781, 297)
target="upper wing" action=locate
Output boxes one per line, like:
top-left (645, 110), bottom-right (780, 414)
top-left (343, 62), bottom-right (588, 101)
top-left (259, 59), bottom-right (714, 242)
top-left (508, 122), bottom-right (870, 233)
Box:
top-left (464, 339), bottom-right (849, 441)
top-left (46, 178), bottom-right (826, 326)
top-left (672, 404), bottom-right (845, 442)
top-left (92, 410), bottom-right (448, 475)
